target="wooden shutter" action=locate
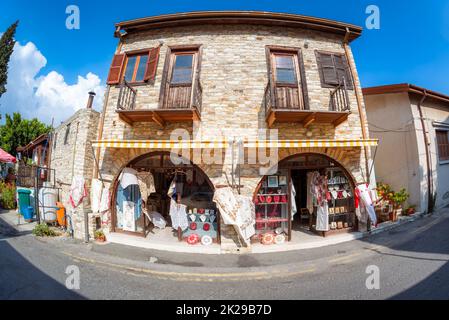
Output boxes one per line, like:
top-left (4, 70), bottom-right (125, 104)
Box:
top-left (158, 47), bottom-right (172, 109)
top-left (436, 130), bottom-right (449, 161)
top-left (144, 46), bottom-right (160, 82)
top-left (297, 49), bottom-right (310, 110)
top-left (107, 54), bottom-right (125, 85)
top-left (265, 47), bottom-right (277, 108)
top-left (334, 55), bottom-right (354, 89)
top-left (317, 52), bottom-right (338, 86)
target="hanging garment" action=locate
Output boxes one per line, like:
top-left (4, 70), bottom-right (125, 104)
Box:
top-left (311, 172), bottom-right (330, 232)
top-left (91, 179), bottom-right (103, 214)
top-left (356, 184), bottom-right (377, 226)
top-left (316, 202), bottom-right (330, 231)
top-left (213, 187), bottom-right (255, 246)
top-left (167, 178), bottom-right (177, 199)
top-left (291, 179), bottom-right (297, 221)
top-left (306, 172), bottom-right (314, 215)
top-left (99, 188), bottom-right (109, 213)
top-left (122, 201), bottom-right (136, 232)
top-left (116, 184), bottom-right (142, 230)
top-left (149, 211), bottom-right (167, 229)
top-left (169, 199), bottom-right (189, 231)
top-left (70, 175), bottom-right (87, 208)
top-left (119, 168), bottom-right (139, 189)
top-left (136, 171), bottom-right (156, 203)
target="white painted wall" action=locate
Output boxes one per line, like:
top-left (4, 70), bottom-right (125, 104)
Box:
top-left (364, 93), bottom-right (422, 211)
top-left (410, 97), bottom-right (449, 210)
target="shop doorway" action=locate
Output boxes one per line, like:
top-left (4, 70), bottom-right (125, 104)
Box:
top-left (111, 152), bottom-right (220, 245)
top-left (254, 153), bottom-right (356, 243)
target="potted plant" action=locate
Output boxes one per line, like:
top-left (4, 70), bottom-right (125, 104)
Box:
top-left (390, 189), bottom-right (409, 221)
top-left (94, 230), bottom-right (106, 243)
top-left (405, 205), bottom-right (416, 216)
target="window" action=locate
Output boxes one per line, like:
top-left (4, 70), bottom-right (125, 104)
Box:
top-left (274, 54), bottom-right (297, 85)
top-left (436, 130), bottom-right (449, 162)
top-left (106, 47), bottom-right (160, 85)
top-left (316, 51), bottom-right (353, 89)
top-left (124, 53), bottom-right (149, 83)
top-left (171, 54), bottom-right (194, 84)
top-left (64, 123), bottom-right (71, 145)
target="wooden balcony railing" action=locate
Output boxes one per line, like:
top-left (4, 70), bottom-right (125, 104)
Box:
top-left (117, 80), bottom-right (137, 111)
top-left (264, 79), bottom-right (351, 128)
top-left (192, 79), bottom-right (203, 115)
top-left (330, 79), bottom-right (351, 112)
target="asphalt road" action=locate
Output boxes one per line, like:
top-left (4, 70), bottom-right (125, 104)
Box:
top-left (1, 209), bottom-right (449, 300)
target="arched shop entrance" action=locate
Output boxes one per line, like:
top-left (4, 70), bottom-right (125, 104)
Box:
top-left (253, 153), bottom-right (356, 243)
top-left (111, 152), bottom-right (220, 245)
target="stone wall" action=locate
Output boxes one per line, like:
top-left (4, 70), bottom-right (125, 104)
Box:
top-left (50, 108), bottom-right (100, 239)
top-left (96, 23), bottom-right (372, 246)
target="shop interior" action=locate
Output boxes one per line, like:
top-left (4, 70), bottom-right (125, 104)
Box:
top-left (253, 154), bottom-right (357, 245)
top-left (113, 152), bottom-right (220, 247)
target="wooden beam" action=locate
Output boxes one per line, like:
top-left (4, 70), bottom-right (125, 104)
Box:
top-left (333, 113), bottom-right (349, 127)
top-left (152, 111), bottom-right (166, 128)
top-left (266, 110), bottom-right (277, 128)
top-left (118, 112), bottom-right (133, 126)
top-left (303, 112), bottom-right (316, 128)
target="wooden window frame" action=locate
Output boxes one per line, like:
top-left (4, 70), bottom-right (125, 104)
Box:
top-left (315, 50), bottom-right (354, 90)
top-left (158, 45), bottom-right (202, 110)
top-left (436, 130), bottom-right (449, 163)
top-left (122, 50), bottom-right (151, 84)
top-left (266, 45), bottom-right (310, 110)
top-left (272, 52), bottom-right (300, 88)
top-left (169, 52), bottom-right (197, 86)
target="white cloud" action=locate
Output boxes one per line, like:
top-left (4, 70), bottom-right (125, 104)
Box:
top-left (0, 41), bottom-right (105, 125)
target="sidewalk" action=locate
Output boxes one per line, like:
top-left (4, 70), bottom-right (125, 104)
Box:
top-left (0, 209), bottom-right (36, 235)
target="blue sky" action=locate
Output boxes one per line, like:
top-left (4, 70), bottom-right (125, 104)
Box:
top-left (1, 0), bottom-right (449, 123)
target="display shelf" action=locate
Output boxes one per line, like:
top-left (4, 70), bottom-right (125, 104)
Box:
top-left (255, 218), bottom-right (289, 223)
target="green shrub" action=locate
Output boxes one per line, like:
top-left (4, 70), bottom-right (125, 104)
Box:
top-left (0, 181), bottom-right (16, 209)
top-left (32, 224), bottom-right (59, 237)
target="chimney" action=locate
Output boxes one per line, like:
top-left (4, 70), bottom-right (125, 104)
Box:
top-left (86, 91), bottom-right (96, 109)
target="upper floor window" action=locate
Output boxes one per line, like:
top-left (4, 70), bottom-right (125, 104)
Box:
top-left (106, 47), bottom-right (160, 85)
top-left (266, 46), bottom-right (308, 110)
top-left (436, 130), bottom-right (449, 162)
top-left (124, 53), bottom-right (149, 83)
top-left (273, 54), bottom-right (298, 85)
top-left (171, 54), bottom-right (195, 85)
top-left (316, 51), bottom-right (354, 90)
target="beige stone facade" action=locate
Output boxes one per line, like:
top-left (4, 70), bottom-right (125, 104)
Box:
top-left (50, 108), bottom-right (100, 239)
top-left (90, 15), bottom-right (374, 249)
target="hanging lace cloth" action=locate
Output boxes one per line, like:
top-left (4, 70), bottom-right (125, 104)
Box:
top-left (311, 171), bottom-right (329, 232)
top-left (169, 199), bottom-right (189, 231)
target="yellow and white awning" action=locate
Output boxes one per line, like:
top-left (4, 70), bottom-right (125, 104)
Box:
top-left (244, 139), bottom-right (378, 148)
top-left (92, 139), bottom-right (378, 149)
top-left (92, 140), bottom-right (231, 149)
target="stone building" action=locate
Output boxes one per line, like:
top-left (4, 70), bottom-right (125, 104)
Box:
top-left (364, 84), bottom-right (449, 214)
top-left (90, 11), bottom-right (377, 253)
top-left (50, 92), bottom-right (100, 239)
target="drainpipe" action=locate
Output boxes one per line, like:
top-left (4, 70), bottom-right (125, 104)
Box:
top-left (343, 28), bottom-right (371, 184)
top-left (416, 90), bottom-right (433, 213)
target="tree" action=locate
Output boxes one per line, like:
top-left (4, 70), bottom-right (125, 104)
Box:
top-left (0, 113), bottom-right (51, 156)
top-left (0, 20), bottom-right (19, 98)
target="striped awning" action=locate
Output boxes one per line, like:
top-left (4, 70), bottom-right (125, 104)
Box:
top-left (92, 140), bottom-right (231, 149)
top-left (92, 139), bottom-right (378, 149)
top-left (244, 139), bottom-right (379, 148)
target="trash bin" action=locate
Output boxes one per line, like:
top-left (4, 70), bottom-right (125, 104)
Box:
top-left (17, 189), bottom-right (32, 215)
top-left (56, 202), bottom-right (66, 227)
top-left (23, 206), bottom-right (35, 222)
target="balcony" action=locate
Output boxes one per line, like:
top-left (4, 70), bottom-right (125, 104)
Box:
top-left (264, 80), bottom-right (351, 128)
top-left (116, 79), bottom-right (202, 127)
